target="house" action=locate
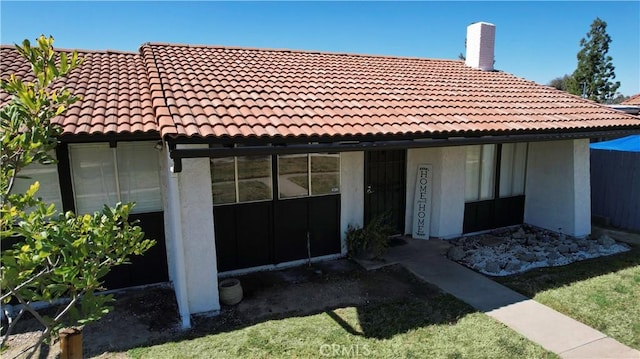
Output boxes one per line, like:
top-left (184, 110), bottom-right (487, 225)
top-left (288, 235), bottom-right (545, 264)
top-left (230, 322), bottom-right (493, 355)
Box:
top-left (609, 93), bottom-right (640, 116)
top-left (622, 93), bottom-right (640, 106)
top-left (3, 22), bottom-right (640, 328)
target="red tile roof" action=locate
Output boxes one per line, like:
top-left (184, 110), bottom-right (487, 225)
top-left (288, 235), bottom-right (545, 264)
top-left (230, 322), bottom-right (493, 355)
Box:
top-left (622, 94), bottom-right (640, 106)
top-left (2, 43), bottom-right (640, 140)
top-left (0, 46), bottom-right (158, 136)
top-left (142, 44), bottom-right (640, 140)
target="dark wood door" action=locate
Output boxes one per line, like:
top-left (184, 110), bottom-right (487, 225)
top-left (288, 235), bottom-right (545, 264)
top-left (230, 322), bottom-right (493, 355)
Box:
top-left (364, 150), bottom-right (406, 234)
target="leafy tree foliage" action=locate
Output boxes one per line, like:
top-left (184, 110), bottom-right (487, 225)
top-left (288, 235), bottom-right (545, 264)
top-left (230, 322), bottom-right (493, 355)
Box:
top-left (548, 74), bottom-right (572, 92)
top-left (0, 36), bottom-right (155, 357)
top-left (610, 94), bottom-right (630, 105)
top-left (567, 18), bottom-right (620, 103)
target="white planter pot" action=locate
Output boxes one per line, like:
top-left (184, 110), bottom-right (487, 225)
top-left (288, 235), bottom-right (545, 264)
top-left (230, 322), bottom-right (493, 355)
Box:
top-left (219, 278), bottom-right (243, 305)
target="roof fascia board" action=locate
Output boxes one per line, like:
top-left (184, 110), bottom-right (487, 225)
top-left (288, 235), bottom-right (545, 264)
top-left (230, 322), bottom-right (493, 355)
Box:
top-left (166, 128), bottom-right (640, 173)
top-left (59, 132), bottom-right (161, 144)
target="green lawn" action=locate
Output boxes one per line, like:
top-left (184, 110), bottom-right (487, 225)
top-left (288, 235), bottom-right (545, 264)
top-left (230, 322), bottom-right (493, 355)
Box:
top-left (129, 295), bottom-right (556, 359)
top-left (495, 245), bottom-right (640, 350)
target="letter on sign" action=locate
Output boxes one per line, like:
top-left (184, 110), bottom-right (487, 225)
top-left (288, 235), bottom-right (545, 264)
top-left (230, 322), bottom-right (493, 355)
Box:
top-left (412, 164), bottom-right (432, 239)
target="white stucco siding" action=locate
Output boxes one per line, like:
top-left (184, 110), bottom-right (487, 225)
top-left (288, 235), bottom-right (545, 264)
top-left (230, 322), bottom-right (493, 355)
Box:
top-left (177, 152), bottom-right (220, 314)
top-left (573, 139), bottom-right (591, 236)
top-left (161, 144), bottom-right (220, 324)
top-left (159, 147), bottom-right (191, 328)
top-left (405, 146), bottom-right (465, 239)
top-left (340, 151), bottom-right (364, 253)
top-left (524, 139), bottom-right (591, 237)
top-left (439, 146), bottom-right (466, 238)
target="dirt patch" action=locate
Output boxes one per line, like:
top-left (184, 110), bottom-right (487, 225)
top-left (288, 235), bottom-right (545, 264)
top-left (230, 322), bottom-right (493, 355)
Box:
top-left (2, 259), bottom-right (440, 358)
top-left (2, 285), bottom-right (180, 359)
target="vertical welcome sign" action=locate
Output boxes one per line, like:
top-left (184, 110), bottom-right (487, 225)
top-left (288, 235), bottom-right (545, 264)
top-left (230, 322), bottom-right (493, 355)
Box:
top-left (412, 164), bottom-right (432, 239)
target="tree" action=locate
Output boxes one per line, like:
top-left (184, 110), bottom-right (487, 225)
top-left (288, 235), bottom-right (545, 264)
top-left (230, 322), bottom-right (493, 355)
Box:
top-left (1, 36), bottom-right (155, 358)
top-left (610, 93), bottom-right (630, 105)
top-left (567, 18), bottom-right (620, 103)
top-left (548, 74), bottom-right (572, 92)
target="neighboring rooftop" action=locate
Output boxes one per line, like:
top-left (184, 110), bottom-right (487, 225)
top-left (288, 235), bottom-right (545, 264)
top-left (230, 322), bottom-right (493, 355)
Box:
top-left (622, 93), bottom-right (640, 106)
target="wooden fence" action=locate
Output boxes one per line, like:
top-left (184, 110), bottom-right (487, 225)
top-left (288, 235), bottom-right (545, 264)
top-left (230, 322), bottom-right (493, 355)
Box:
top-left (590, 149), bottom-right (640, 232)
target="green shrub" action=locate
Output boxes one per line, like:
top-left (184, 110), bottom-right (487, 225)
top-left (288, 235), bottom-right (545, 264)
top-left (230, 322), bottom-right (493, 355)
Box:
top-left (346, 213), bottom-right (395, 259)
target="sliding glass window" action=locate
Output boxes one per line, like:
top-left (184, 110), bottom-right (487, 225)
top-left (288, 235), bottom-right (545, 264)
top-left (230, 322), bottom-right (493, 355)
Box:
top-left (278, 153), bottom-right (340, 199)
top-left (211, 156), bottom-right (272, 205)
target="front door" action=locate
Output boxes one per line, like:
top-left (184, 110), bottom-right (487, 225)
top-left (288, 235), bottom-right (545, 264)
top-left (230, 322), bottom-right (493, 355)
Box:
top-left (364, 150), bottom-right (406, 234)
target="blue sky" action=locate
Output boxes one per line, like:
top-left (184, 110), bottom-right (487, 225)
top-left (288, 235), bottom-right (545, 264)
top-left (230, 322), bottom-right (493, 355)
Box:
top-left (2, 1), bottom-right (639, 95)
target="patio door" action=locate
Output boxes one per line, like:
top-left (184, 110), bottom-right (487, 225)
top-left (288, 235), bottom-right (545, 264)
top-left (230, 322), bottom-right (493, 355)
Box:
top-left (364, 150), bottom-right (406, 234)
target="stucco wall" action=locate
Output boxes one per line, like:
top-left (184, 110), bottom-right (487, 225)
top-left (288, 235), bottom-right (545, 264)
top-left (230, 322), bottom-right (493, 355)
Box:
top-left (405, 146), bottom-right (465, 238)
top-left (573, 140), bottom-right (591, 236)
top-left (161, 144), bottom-right (220, 324)
top-left (439, 146), bottom-right (467, 237)
top-left (525, 139), bottom-right (591, 237)
top-left (160, 147), bottom-right (191, 327)
top-left (340, 151), bottom-right (364, 252)
top-left (177, 147), bottom-right (219, 314)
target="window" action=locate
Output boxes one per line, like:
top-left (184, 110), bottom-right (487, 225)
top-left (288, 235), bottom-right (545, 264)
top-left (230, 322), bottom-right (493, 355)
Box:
top-left (10, 156), bottom-right (63, 210)
top-left (465, 143), bottom-right (527, 202)
top-left (465, 144), bottom-right (496, 202)
top-left (278, 153), bottom-right (340, 199)
top-left (499, 143), bottom-right (528, 197)
top-left (310, 153), bottom-right (340, 195)
top-left (69, 142), bottom-right (162, 214)
top-left (211, 155), bottom-right (272, 205)
top-left (278, 154), bottom-right (309, 198)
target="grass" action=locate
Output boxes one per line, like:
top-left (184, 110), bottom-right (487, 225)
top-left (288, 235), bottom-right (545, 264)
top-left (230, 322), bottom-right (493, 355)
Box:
top-left (495, 244), bottom-right (640, 350)
top-left (129, 295), bottom-right (556, 359)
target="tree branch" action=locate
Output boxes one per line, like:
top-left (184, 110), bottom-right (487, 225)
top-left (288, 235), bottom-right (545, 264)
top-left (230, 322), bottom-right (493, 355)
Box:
top-left (0, 267), bottom-right (52, 302)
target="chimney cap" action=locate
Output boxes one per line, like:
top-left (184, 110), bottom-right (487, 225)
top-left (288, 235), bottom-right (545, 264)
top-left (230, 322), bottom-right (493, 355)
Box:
top-left (469, 21), bottom-right (496, 26)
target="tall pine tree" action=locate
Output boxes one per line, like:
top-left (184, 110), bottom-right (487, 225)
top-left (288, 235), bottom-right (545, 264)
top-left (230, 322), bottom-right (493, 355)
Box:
top-left (567, 18), bottom-right (620, 103)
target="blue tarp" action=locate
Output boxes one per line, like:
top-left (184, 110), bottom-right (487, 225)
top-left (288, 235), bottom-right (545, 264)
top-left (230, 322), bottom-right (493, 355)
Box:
top-left (590, 135), bottom-right (640, 153)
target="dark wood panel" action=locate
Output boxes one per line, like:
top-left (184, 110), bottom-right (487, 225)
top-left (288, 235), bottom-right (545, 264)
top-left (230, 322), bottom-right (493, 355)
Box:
top-left (494, 195), bottom-right (526, 228)
top-left (103, 211), bottom-right (168, 289)
top-left (236, 202), bottom-right (272, 268)
top-left (213, 205), bottom-right (238, 272)
top-left (274, 198), bottom-right (309, 263)
top-left (308, 195), bottom-right (341, 257)
top-left (55, 143), bottom-right (76, 213)
top-left (365, 150), bottom-right (406, 234)
top-left (591, 150), bottom-right (640, 231)
top-left (463, 196), bottom-right (525, 234)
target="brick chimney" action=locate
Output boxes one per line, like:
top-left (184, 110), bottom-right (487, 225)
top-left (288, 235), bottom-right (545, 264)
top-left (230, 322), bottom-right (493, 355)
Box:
top-left (465, 22), bottom-right (496, 71)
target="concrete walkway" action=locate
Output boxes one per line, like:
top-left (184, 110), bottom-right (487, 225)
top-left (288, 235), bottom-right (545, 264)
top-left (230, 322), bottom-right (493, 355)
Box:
top-left (359, 238), bottom-right (640, 359)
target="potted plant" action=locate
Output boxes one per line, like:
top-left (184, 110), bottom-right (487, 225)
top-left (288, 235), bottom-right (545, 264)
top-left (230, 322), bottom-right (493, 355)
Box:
top-left (346, 213), bottom-right (395, 260)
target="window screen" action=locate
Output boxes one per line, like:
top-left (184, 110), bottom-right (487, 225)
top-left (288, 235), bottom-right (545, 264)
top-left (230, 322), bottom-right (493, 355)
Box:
top-left (465, 144), bottom-right (496, 202)
top-left (499, 143), bottom-right (528, 197)
top-left (116, 142), bottom-right (162, 212)
top-left (69, 142), bottom-right (162, 214)
top-left (10, 156), bottom-right (64, 211)
top-left (70, 143), bottom-right (118, 214)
